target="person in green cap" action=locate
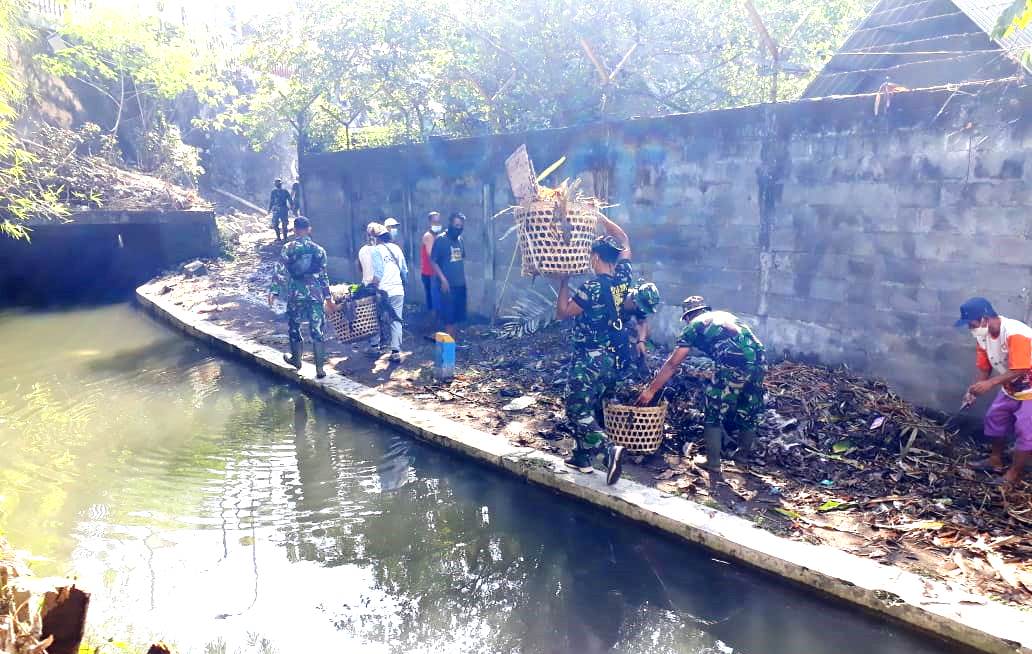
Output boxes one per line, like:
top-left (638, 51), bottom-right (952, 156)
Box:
top-left (621, 281), bottom-right (661, 378)
top-left (636, 295), bottom-right (765, 471)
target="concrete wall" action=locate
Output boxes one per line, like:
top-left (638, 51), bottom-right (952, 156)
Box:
top-left (302, 81), bottom-right (1032, 410)
top-left (0, 210), bottom-right (216, 305)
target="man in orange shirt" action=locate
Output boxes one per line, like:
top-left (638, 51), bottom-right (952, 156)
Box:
top-left (957, 297), bottom-right (1031, 484)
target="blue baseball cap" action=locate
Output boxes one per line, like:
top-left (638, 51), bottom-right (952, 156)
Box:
top-left (954, 297), bottom-right (997, 327)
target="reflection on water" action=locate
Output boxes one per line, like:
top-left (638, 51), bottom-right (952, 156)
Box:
top-left (0, 305), bottom-right (962, 654)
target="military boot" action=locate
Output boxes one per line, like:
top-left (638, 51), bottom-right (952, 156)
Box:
top-left (734, 429), bottom-right (757, 462)
top-left (284, 339), bottom-right (303, 369)
top-left (603, 441), bottom-right (625, 485)
top-left (564, 449), bottom-right (594, 474)
top-left (703, 425), bottom-right (724, 472)
top-left (313, 341), bottom-right (327, 379)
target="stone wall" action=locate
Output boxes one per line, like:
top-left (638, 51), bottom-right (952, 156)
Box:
top-left (302, 81), bottom-right (1031, 410)
top-left (0, 210), bottom-right (217, 305)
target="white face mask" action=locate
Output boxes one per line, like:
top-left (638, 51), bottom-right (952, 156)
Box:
top-left (430, 225), bottom-right (442, 234)
top-left (971, 319), bottom-right (989, 339)
top-left (389, 228), bottom-right (399, 238)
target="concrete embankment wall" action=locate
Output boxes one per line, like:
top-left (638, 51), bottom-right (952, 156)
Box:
top-left (0, 210), bottom-right (217, 305)
top-left (303, 81), bottom-right (1031, 411)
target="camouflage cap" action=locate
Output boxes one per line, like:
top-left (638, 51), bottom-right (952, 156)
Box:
top-left (366, 221), bottom-right (387, 236)
top-left (591, 235), bottom-right (624, 258)
top-left (631, 282), bottom-right (661, 315)
top-left (681, 295), bottom-right (710, 320)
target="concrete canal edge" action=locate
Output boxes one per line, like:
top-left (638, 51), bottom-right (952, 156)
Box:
top-left (136, 282), bottom-right (1031, 654)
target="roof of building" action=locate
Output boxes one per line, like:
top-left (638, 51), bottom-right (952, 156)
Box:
top-left (803, 0), bottom-right (1029, 98)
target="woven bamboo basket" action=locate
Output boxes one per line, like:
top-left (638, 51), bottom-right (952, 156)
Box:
top-left (516, 198), bottom-right (600, 277)
top-left (603, 401), bottom-right (668, 455)
top-left (327, 294), bottom-right (378, 342)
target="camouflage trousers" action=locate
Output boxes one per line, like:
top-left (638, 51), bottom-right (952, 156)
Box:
top-left (704, 361), bottom-right (766, 433)
top-left (564, 348), bottom-right (623, 453)
top-left (287, 298), bottom-right (326, 343)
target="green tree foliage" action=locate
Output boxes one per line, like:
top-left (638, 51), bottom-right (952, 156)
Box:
top-left (996, 0), bottom-right (1032, 36)
top-left (34, 3), bottom-right (222, 186)
top-left (37, 5), bottom-right (213, 135)
top-left (994, 0), bottom-right (1032, 67)
top-left (223, 0), bottom-right (873, 155)
top-left (0, 0), bottom-right (67, 240)
top-left (438, 0), bottom-right (872, 132)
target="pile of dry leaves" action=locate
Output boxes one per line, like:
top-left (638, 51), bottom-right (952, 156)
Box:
top-left (414, 326), bottom-right (1032, 602)
top-left (654, 358), bottom-right (1032, 602)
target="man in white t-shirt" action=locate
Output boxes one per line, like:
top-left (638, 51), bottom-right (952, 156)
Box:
top-left (358, 222), bottom-right (387, 351)
top-left (372, 228), bottom-right (409, 362)
top-left (956, 297), bottom-right (1031, 484)
top-left (358, 222), bottom-right (384, 285)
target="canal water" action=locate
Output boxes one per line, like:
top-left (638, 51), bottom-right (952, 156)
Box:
top-left (0, 304), bottom-right (959, 654)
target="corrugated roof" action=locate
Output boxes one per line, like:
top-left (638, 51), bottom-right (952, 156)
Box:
top-left (803, 0), bottom-right (1028, 99)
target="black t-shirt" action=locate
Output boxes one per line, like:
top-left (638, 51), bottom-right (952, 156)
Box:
top-left (431, 233), bottom-right (466, 287)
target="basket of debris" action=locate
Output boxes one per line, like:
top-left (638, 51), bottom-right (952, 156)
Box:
top-left (504, 144), bottom-right (603, 277)
top-left (516, 198), bottom-right (600, 277)
top-left (604, 401), bottom-right (668, 455)
top-left (328, 285), bottom-right (379, 342)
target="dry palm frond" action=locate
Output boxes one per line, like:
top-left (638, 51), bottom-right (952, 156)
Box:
top-left (497, 285), bottom-right (558, 339)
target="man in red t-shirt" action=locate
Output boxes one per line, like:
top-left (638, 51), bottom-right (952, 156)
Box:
top-left (420, 211), bottom-right (443, 319)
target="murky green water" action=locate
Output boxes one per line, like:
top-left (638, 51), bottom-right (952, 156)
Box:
top-left (0, 305), bottom-right (960, 654)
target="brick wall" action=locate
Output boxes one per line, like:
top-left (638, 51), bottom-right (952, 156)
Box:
top-left (303, 81), bottom-right (1031, 410)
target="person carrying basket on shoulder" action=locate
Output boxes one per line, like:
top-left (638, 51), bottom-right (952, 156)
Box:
top-left (554, 214), bottom-right (636, 485)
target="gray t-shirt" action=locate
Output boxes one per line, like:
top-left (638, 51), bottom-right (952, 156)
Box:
top-left (431, 233), bottom-right (466, 287)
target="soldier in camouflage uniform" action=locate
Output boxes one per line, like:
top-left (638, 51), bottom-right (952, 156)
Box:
top-left (637, 295), bottom-right (766, 471)
top-left (268, 217), bottom-right (336, 378)
top-left (621, 282), bottom-right (661, 380)
top-left (555, 215), bottom-right (637, 485)
top-left (268, 178), bottom-right (292, 241)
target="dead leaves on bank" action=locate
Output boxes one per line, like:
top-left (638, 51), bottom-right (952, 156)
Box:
top-left (647, 358), bottom-right (1032, 603)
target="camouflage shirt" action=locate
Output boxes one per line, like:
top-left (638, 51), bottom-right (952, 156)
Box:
top-left (270, 235), bottom-right (331, 303)
top-left (571, 260), bottom-right (633, 351)
top-left (677, 310), bottom-right (764, 368)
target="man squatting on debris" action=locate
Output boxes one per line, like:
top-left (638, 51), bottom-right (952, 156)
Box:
top-left (554, 215), bottom-right (660, 485)
top-left (957, 297), bottom-right (1031, 484)
top-left (637, 296), bottom-right (766, 471)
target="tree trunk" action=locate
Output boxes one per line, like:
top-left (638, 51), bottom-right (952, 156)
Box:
top-left (112, 72), bottom-right (124, 133)
top-left (295, 114), bottom-right (308, 218)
